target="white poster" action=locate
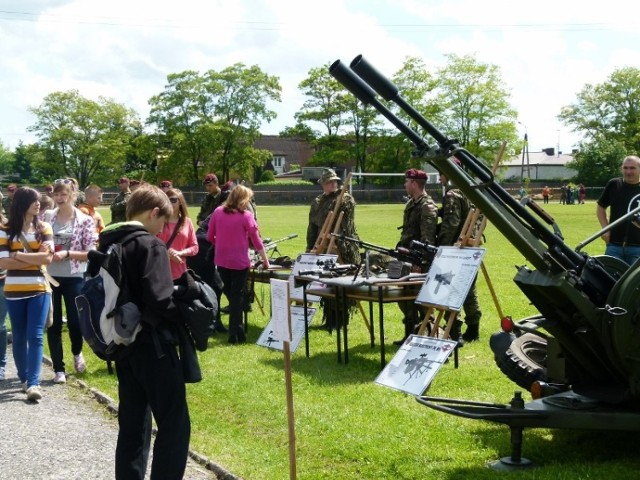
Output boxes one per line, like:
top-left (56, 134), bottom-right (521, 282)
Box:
top-left (375, 335), bottom-right (457, 395)
top-left (256, 305), bottom-right (317, 353)
top-left (270, 278), bottom-right (291, 342)
top-left (416, 246), bottom-right (485, 310)
top-left (289, 253), bottom-right (338, 302)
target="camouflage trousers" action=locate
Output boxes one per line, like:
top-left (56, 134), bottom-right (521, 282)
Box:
top-left (461, 279), bottom-right (482, 326)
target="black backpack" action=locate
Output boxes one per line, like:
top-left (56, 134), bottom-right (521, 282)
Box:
top-left (173, 269), bottom-right (218, 352)
top-left (75, 232), bottom-right (146, 368)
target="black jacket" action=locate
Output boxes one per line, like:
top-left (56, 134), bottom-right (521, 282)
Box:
top-left (98, 222), bottom-right (178, 331)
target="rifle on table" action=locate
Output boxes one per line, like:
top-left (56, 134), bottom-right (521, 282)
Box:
top-left (262, 234), bottom-right (298, 257)
top-left (333, 234), bottom-right (437, 269)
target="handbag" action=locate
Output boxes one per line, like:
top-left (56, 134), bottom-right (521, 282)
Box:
top-left (20, 232), bottom-right (57, 328)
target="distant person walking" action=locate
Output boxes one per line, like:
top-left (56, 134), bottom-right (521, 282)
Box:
top-left (596, 155), bottom-right (640, 265)
top-left (542, 186), bottom-right (550, 204)
top-left (578, 183), bottom-right (586, 204)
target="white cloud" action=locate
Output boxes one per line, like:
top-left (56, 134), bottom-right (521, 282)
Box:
top-left (0, 0), bottom-right (637, 155)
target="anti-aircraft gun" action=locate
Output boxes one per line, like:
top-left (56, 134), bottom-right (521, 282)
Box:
top-left (330, 54), bottom-right (640, 466)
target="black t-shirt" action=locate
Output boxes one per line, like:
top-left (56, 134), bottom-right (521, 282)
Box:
top-left (597, 178), bottom-right (640, 245)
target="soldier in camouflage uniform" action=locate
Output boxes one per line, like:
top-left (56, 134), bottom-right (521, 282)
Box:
top-left (439, 171), bottom-right (482, 343)
top-left (109, 177), bottom-right (130, 224)
top-left (306, 168), bottom-right (361, 330)
top-left (196, 173), bottom-right (222, 225)
top-left (394, 169), bottom-right (439, 345)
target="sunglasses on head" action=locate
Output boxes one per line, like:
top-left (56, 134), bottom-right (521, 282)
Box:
top-left (169, 197), bottom-right (178, 204)
top-left (54, 178), bottom-right (73, 185)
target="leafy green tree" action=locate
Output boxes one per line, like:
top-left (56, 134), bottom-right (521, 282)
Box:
top-left (567, 134), bottom-right (627, 185)
top-left (148, 64), bottom-right (281, 183)
top-left (280, 122), bottom-right (316, 143)
top-left (0, 141), bottom-right (14, 178)
top-left (435, 54), bottom-right (519, 162)
top-left (559, 67), bottom-right (640, 154)
top-left (28, 90), bottom-right (139, 188)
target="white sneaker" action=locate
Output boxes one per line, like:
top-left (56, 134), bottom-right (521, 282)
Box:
top-left (74, 353), bottom-right (86, 373)
top-left (0, 366), bottom-right (5, 381)
top-left (26, 385), bottom-right (43, 401)
top-left (53, 372), bottom-right (66, 384)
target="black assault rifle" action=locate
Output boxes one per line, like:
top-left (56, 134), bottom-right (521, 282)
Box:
top-left (332, 234), bottom-right (437, 268)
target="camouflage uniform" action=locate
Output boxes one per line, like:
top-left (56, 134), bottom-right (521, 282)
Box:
top-left (306, 190), bottom-right (361, 330)
top-left (306, 191), bottom-right (361, 265)
top-left (197, 192), bottom-right (221, 224)
top-left (109, 190), bottom-right (130, 224)
top-left (397, 193), bottom-right (439, 328)
top-left (439, 184), bottom-right (482, 339)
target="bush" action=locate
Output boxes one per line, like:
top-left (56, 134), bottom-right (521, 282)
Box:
top-left (258, 170), bottom-right (275, 183)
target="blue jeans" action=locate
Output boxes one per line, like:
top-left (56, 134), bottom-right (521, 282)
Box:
top-left (0, 279), bottom-right (7, 369)
top-left (47, 276), bottom-right (84, 373)
top-left (7, 293), bottom-right (50, 387)
top-left (605, 243), bottom-right (640, 267)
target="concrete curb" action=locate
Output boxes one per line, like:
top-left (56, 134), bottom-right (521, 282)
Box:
top-left (42, 355), bottom-right (241, 480)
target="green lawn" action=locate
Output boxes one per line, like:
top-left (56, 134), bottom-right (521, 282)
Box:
top-left (57, 201), bottom-right (640, 479)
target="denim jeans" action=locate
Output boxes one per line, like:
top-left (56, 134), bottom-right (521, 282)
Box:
top-left (7, 292), bottom-right (50, 387)
top-left (47, 276), bottom-right (84, 373)
top-left (0, 279), bottom-right (7, 369)
top-left (605, 243), bottom-right (640, 267)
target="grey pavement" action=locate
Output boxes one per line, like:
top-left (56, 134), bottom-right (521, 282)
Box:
top-left (0, 347), bottom-right (237, 480)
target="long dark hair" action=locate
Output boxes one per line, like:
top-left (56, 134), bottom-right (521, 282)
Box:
top-left (7, 187), bottom-right (42, 241)
top-left (165, 188), bottom-right (188, 233)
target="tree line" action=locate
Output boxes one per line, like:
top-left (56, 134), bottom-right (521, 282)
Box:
top-left (1, 54), bottom-right (639, 188)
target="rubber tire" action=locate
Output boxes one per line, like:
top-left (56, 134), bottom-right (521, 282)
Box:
top-left (495, 333), bottom-right (547, 390)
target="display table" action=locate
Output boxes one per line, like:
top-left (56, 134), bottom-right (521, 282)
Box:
top-left (297, 273), bottom-right (426, 368)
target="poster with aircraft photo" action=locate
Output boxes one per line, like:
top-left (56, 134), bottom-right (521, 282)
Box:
top-left (375, 335), bottom-right (457, 395)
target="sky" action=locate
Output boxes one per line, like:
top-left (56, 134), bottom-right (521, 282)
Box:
top-left (0, 0), bottom-right (638, 155)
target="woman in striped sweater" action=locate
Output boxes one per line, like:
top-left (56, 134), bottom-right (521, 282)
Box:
top-left (0, 187), bottom-right (54, 402)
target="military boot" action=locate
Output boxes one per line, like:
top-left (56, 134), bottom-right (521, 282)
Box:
top-left (462, 323), bottom-right (480, 342)
top-left (449, 319), bottom-right (464, 346)
top-left (393, 320), bottom-right (415, 346)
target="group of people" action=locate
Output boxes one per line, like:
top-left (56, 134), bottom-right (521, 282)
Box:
top-left (0, 172), bottom-right (273, 479)
top-left (306, 166), bottom-right (483, 346)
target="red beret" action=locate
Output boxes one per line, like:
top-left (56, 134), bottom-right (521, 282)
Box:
top-left (129, 180), bottom-right (140, 186)
top-left (405, 169), bottom-right (427, 180)
top-left (118, 177), bottom-right (129, 184)
top-left (203, 173), bottom-right (218, 185)
top-left (159, 180), bottom-right (172, 188)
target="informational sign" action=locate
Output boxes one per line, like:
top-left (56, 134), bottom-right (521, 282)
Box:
top-left (415, 246), bottom-right (485, 310)
top-left (375, 335), bottom-right (457, 395)
top-left (257, 305), bottom-right (317, 353)
top-left (270, 278), bottom-right (291, 342)
top-left (289, 253), bottom-right (338, 302)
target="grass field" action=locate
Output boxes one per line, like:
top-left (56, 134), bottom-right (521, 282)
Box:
top-left (54, 201), bottom-right (640, 480)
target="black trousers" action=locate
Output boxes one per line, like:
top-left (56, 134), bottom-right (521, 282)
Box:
top-left (217, 266), bottom-right (248, 338)
top-left (115, 338), bottom-right (191, 480)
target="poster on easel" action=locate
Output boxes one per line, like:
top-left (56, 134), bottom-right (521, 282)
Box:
top-left (257, 305), bottom-right (318, 353)
top-left (415, 246), bottom-right (485, 310)
top-left (289, 253), bottom-right (338, 302)
top-left (375, 335), bottom-right (457, 395)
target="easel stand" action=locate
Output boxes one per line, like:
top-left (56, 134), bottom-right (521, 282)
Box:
top-left (417, 306), bottom-right (460, 368)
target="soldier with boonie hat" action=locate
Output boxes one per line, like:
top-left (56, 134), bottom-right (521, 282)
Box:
top-left (317, 168), bottom-right (341, 185)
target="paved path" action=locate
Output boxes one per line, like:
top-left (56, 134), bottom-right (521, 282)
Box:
top-left (0, 347), bottom-right (236, 480)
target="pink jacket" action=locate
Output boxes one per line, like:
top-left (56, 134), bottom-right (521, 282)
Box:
top-left (157, 218), bottom-right (198, 280)
top-left (207, 207), bottom-right (264, 270)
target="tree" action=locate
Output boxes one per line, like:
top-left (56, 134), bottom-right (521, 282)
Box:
top-left (559, 67), bottom-right (640, 154)
top-left (0, 141), bottom-right (14, 178)
top-left (148, 64), bottom-right (281, 183)
top-left (435, 54), bottom-right (519, 162)
top-left (567, 134), bottom-right (627, 185)
top-left (28, 90), bottom-right (139, 188)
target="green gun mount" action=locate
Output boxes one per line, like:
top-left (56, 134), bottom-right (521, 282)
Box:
top-left (330, 54), bottom-right (640, 468)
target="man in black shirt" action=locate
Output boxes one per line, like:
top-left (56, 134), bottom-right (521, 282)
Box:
top-left (597, 155), bottom-right (640, 265)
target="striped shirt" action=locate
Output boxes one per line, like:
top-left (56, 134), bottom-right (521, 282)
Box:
top-left (0, 223), bottom-right (54, 299)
